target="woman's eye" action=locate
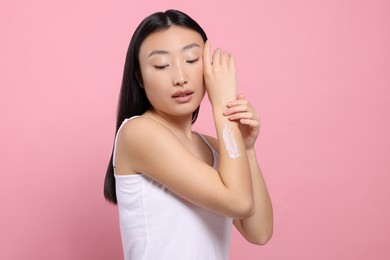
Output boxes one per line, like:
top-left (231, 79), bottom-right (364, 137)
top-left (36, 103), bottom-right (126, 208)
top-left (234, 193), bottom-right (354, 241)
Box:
top-left (187, 57), bottom-right (199, 64)
top-left (154, 65), bottom-right (169, 70)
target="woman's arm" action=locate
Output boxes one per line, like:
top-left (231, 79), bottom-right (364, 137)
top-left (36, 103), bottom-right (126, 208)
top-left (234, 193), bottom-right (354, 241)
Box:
top-left (203, 41), bottom-right (254, 217)
top-left (223, 94), bottom-right (273, 244)
top-left (205, 135), bottom-right (273, 245)
top-left (233, 148), bottom-right (273, 245)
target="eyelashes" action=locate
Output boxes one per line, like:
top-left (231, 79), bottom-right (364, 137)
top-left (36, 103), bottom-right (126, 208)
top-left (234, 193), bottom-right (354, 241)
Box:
top-left (153, 57), bottom-right (200, 70)
top-left (186, 57), bottom-right (199, 64)
top-left (154, 65), bottom-right (169, 70)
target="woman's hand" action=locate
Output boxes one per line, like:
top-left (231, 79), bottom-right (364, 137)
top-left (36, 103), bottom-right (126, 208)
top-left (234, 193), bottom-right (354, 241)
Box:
top-left (203, 41), bottom-right (237, 108)
top-left (223, 94), bottom-right (260, 149)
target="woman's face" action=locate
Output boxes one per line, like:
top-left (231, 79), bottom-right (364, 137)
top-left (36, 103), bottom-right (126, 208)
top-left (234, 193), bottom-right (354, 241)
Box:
top-left (138, 25), bottom-right (205, 119)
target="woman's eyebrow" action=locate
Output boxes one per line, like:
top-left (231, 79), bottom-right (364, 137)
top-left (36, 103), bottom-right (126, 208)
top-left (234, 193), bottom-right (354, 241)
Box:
top-left (148, 50), bottom-right (169, 57)
top-left (148, 43), bottom-right (200, 58)
top-left (182, 42), bottom-right (200, 51)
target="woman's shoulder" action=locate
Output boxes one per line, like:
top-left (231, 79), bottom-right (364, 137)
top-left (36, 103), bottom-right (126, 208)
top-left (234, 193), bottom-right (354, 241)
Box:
top-left (118, 116), bottom-right (173, 143)
top-left (115, 116), bottom-right (182, 172)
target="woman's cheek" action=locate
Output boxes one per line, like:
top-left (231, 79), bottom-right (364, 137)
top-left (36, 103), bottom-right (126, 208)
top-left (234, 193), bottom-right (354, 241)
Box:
top-left (143, 70), bottom-right (172, 97)
top-left (142, 68), bottom-right (162, 89)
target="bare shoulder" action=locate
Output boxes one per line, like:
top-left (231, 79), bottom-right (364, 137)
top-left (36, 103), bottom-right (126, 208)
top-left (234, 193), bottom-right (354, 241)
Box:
top-left (118, 116), bottom-right (170, 137)
top-left (117, 116), bottom-right (177, 151)
top-left (114, 117), bottom-right (180, 174)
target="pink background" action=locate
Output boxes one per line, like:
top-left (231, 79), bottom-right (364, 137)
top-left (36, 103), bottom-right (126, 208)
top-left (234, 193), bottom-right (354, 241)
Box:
top-left (1, 0), bottom-right (389, 259)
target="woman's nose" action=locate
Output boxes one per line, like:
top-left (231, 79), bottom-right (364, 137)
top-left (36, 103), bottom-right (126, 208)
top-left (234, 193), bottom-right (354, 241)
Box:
top-left (172, 64), bottom-right (188, 86)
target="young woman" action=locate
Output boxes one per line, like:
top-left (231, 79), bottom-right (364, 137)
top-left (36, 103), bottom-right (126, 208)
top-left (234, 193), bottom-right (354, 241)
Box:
top-left (104, 9), bottom-right (273, 259)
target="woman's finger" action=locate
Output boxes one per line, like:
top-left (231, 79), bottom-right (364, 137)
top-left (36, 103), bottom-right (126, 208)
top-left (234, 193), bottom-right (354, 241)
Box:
top-left (229, 53), bottom-right (236, 71)
top-left (212, 48), bottom-right (221, 68)
top-left (227, 95), bottom-right (249, 107)
top-left (227, 111), bottom-right (256, 120)
top-left (221, 50), bottom-right (229, 68)
top-left (203, 40), bottom-right (211, 72)
top-left (224, 103), bottom-right (256, 116)
top-left (239, 118), bottom-right (260, 127)
top-left (237, 93), bottom-right (245, 100)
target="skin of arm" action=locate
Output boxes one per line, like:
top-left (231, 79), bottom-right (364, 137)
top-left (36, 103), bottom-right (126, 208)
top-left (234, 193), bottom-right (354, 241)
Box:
top-left (222, 94), bottom-right (273, 245)
top-left (205, 134), bottom-right (273, 245)
top-left (234, 148), bottom-right (273, 245)
top-left (203, 41), bottom-right (254, 217)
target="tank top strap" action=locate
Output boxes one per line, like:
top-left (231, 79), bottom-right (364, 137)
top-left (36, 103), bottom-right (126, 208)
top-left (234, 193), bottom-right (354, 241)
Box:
top-left (195, 133), bottom-right (219, 169)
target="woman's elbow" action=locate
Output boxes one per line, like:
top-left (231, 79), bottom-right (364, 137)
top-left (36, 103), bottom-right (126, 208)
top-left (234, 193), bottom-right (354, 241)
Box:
top-left (231, 199), bottom-right (255, 219)
top-left (245, 226), bottom-right (273, 246)
top-left (248, 229), bottom-right (273, 245)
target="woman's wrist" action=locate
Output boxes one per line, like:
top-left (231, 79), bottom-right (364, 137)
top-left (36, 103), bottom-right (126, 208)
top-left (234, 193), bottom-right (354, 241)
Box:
top-left (246, 147), bottom-right (257, 157)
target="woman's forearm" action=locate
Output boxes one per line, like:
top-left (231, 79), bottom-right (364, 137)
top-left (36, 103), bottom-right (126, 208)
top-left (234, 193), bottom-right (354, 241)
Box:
top-left (234, 147), bottom-right (273, 245)
top-left (212, 106), bottom-right (254, 217)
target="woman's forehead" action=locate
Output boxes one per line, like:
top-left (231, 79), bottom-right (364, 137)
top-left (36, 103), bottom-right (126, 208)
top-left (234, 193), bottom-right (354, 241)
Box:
top-left (139, 26), bottom-right (204, 57)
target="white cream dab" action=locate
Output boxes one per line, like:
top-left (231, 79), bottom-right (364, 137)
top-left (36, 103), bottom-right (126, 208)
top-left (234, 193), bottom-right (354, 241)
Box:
top-left (222, 123), bottom-right (241, 159)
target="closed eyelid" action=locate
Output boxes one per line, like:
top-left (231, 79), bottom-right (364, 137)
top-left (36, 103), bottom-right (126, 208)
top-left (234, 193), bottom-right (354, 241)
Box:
top-left (187, 57), bottom-right (200, 63)
top-left (153, 64), bottom-right (169, 69)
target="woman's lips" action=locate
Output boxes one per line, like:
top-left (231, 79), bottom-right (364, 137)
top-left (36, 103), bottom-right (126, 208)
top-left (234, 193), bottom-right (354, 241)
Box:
top-left (172, 90), bottom-right (194, 103)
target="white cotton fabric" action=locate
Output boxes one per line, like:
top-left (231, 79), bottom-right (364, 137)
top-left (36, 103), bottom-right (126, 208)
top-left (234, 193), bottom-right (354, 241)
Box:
top-left (113, 117), bottom-right (232, 260)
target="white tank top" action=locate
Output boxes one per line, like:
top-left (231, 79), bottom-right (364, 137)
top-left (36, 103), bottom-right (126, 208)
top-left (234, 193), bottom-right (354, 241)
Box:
top-left (113, 117), bottom-right (232, 260)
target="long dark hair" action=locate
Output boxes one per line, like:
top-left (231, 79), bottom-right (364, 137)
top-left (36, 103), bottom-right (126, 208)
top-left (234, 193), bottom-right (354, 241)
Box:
top-left (104, 10), bottom-right (208, 204)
